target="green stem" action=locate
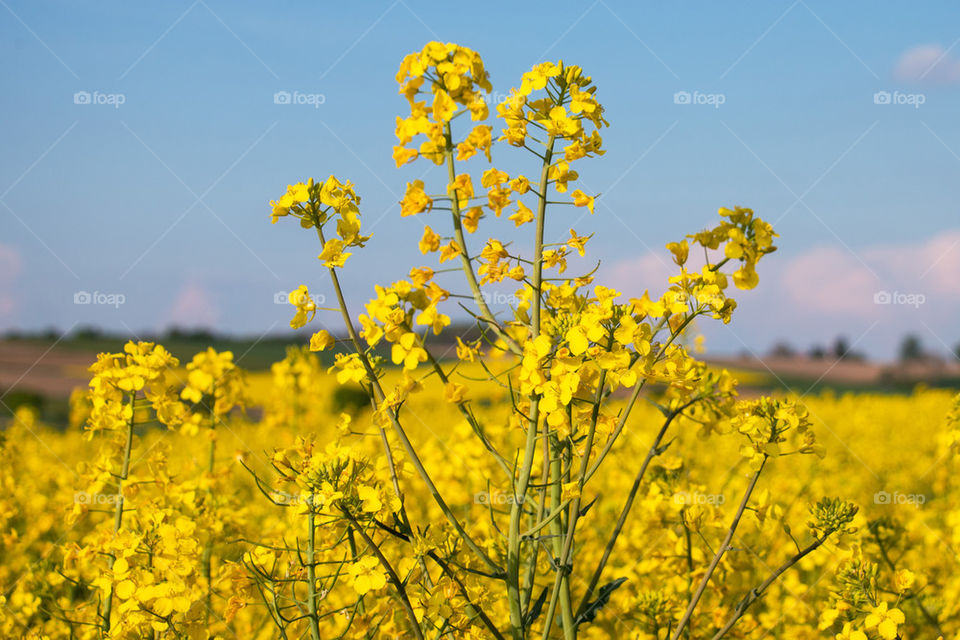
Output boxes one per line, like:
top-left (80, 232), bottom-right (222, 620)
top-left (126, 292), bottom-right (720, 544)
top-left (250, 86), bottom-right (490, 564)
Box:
top-left (102, 392), bottom-right (136, 633)
top-left (531, 134), bottom-right (555, 337)
top-left (582, 315), bottom-right (698, 484)
top-left (682, 513), bottom-right (694, 640)
top-left (670, 458), bottom-right (767, 640)
top-left (873, 534), bottom-right (944, 636)
top-left (306, 503), bottom-right (322, 640)
top-left (545, 367), bottom-right (609, 637)
top-left (443, 122), bottom-right (523, 357)
top-left (541, 435), bottom-right (575, 640)
top-left (520, 432), bottom-right (552, 619)
top-left (576, 397), bottom-right (700, 618)
top-left (507, 131), bottom-right (558, 639)
top-left (507, 402), bottom-right (539, 639)
top-left (710, 535), bottom-right (827, 639)
top-left (345, 511), bottom-right (425, 640)
top-left (203, 412), bottom-right (215, 628)
top-left (316, 227), bottom-right (501, 577)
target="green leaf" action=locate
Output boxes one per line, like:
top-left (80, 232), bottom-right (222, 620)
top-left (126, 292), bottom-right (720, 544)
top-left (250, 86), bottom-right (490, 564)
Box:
top-left (523, 587), bottom-right (549, 628)
top-left (575, 577), bottom-right (628, 626)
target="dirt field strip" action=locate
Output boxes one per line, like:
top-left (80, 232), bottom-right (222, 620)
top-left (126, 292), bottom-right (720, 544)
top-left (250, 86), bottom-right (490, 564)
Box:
top-left (0, 341), bottom-right (96, 399)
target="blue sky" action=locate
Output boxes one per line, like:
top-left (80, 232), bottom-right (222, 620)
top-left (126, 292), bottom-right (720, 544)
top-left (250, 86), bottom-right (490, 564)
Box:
top-left (2, 0), bottom-right (959, 360)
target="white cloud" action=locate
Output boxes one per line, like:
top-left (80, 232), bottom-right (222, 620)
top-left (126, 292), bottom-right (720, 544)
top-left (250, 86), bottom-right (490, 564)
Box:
top-left (595, 230), bottom-right (960, 358)
top-left (0, 244), bottom-right (22, 320)
top-left (602, 230), bottom-right (960, 335)
top-left (780, 246), bottom-right (878, 315)
top-left (0, 292), bottom-right (14, 319)
top-left (893, 44), bottom-right (960, 85)
top-left (167, 282), bottom-right (219, 327)
top-left (771, 232), bottom-right (960, 319)
top-left (0, 244), bottom-right (21, 283)
top-left (603, 251), bottom-right (675, 297)
top-left (866, 232), bottom-right (960, 296)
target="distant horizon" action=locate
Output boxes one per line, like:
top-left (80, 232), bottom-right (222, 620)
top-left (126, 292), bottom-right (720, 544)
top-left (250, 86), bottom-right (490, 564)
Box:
top-left (2, 322), bottom-right (954, 365)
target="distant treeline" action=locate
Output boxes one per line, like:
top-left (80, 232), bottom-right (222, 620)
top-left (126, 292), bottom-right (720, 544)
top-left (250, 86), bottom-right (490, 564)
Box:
top-left (0, 322), bottom-right (489, 369)
top-left (768, 333), bottom-right (960, 364)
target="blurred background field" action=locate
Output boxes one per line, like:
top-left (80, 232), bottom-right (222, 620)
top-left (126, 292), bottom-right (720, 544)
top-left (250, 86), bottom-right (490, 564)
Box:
top-left (4, 327), bottom-right (959, 425)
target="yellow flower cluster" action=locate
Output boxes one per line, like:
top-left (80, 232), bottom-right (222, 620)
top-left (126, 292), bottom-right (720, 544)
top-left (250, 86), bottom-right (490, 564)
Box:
top-left (4, 368), bottom-right (958, 638)
top-left (180, 347), bottom-right (245, 423)
top-left (270, 175), bottom-right (370, 268)
top-left (394, 41), bottom-right (492, 167)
